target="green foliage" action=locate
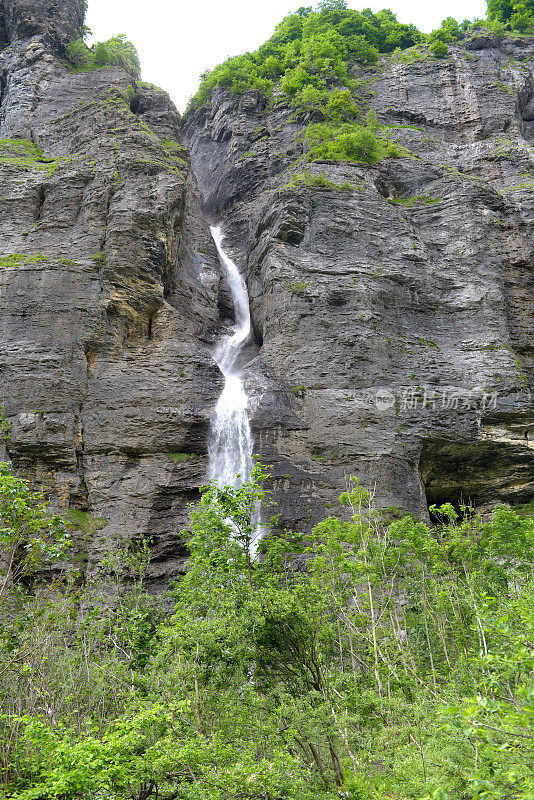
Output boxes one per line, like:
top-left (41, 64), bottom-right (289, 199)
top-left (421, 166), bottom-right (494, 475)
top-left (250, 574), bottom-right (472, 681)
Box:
top-left (0, 408), bottom-right (10, 442)
top-left (65, 509), bottom-right (107, 536)
top-left (487, 0), bottom-right (534, 29)
top-left (305, 114), bottom-right (402, 163)
top-left (436, 592), bottom-right (534, 799)
top-left (429, 16), bottom-right (462, 43)
top-left (167, 452), bottom-right (198, 463)
top-left (65, 37), bottom-right (91, 68)
top-left (0, 254), bottom-right (49, 269)
top-left (90, 250), bottom-right (106, 267)
top-left (391, 44), bottom-right (429, 62)
top-left (430, 39), bottom-right (449, 58)
top-left (281, 171), bottom-right (354, 191)
top-left (2, 463), bottom-right (534, 800)
top-left (188, 3), bottom-right (422, 110)
top-left (66, 35), bottom-right (141, 78)
top-left (0, 139), bottom-right (62, 177)
top-left (0, 462), bottom-right (71, 608)
top-left (389, 192), bottom-right (440, 206)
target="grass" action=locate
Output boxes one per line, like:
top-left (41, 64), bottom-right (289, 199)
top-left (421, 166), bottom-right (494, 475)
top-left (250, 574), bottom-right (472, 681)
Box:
top-left (0, 138), bottom-right (63, 177)
top-left (388, 193), bottom-right (440, 207)
top-left (168, 452), bottom-right (198, 464)
top-left (390, 45), bottom-right (429, 63)
top-left (138, 81), bottom-right (166, 93)
top-left (66, 509), bottom-right (108, 536)
top-left (0, 254), bottom-right (49, 268)
top-left (280, 172), bottom-right (355, 192)
top-left (0, 254), bottom-right (79, 269)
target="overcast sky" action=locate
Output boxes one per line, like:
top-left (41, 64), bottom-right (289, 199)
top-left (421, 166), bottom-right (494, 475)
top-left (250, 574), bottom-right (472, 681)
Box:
top-left (85, 0), bottom-right (487, 113)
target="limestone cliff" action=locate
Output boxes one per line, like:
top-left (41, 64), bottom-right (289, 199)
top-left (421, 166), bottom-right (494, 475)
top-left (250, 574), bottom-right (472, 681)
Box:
top-left (182, 30), bottom-right (534, 530)
top-left (0, 0), bottom-right (224, 590)
top-left (0, 1), bottom-right (533, 588)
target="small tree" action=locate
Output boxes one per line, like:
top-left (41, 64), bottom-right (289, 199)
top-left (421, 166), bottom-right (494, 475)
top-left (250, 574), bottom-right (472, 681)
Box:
top-left (0, 462), bottom-right (71, 608)
top-left (430, 39), bottom-right (449, 58)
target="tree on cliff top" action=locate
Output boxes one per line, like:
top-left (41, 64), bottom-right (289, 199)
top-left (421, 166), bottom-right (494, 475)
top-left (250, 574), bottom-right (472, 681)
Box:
top-left (66, 34), bottom-right (141, 78)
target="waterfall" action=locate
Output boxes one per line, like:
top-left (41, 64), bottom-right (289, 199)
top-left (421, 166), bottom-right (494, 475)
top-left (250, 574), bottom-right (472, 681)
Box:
top-left (208, 225), bottom-right (254, 491)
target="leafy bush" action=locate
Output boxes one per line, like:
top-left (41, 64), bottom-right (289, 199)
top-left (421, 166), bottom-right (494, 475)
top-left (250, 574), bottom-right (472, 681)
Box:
top-left (430, 39), bottom-right (449, 58)
top-left (429, 16), bottom-right (462, 42)
top-left (487, 0), bottom-right (534, 28)
top-left (65, 38), bottom-right (91, 67)
top-left (65, 34), bottom-right (141, 78)
top-left (187, 2), bottom-right (423, 111)
top-left (1, 463), bottom-right (534, 799)
top-left (305, 116), bottom-right (401, 163)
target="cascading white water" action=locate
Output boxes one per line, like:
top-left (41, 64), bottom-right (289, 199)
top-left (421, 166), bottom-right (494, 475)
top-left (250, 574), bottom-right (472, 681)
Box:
top-left (208, 225), bottom-right (254, 491)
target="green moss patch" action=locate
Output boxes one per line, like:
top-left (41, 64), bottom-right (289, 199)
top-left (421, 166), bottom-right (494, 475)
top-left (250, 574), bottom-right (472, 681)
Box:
top-left (168, 452), bottom-right (198, 464)
top-left (0, 254), bottom-right (49, 269)
top-left (280, 172), bottom-right (355, 192)
top-left (66, 509), bottom-right (108, 535)
top-left (388, 193), bottom-right (440, 206)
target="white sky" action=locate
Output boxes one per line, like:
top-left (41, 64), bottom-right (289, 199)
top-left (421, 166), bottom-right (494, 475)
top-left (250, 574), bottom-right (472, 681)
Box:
top-left (85, 0), bottom-right (487, 113)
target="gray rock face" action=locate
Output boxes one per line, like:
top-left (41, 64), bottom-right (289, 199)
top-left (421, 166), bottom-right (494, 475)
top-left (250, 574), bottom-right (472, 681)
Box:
top-left (0, 0), bottom-right (84, 52)
top-left (0, 0), bottom-right (224, 592)
top-left (0, 0), bottom-right (533, 592)
top-left (183, 37), bottom-right (534, 529)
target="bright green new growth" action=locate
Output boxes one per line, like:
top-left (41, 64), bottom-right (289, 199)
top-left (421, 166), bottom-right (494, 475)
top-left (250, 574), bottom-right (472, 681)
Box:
top-left (66, 34), bottom-right (141, 78)
top-left (188, 2), bottom-right (422, 110)
top-left (1, 462), bottom-right (534, 799)
top-left (0, 463), bottom-right (71, 608)
top-left (305, 114), bottom-right (402, 162)
top-left (487, 0), bottom-right (534, 30)
top-left (0, 254), bottom-right (49, 269)
top-left (281, 171), bottom-right (355, 191)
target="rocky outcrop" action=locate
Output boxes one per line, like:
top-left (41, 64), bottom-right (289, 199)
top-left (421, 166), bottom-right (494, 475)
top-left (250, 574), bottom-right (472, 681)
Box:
top-left (0, 0), bottom-right (533, 590)
top-left (0, 0), bottom-right (224, 591)
top-left (183, 35), bottom-right (534, 529)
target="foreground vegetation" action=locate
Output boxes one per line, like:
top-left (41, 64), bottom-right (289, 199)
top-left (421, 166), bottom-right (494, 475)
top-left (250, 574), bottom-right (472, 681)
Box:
top-left (0, 460), bottom-right (533, 799)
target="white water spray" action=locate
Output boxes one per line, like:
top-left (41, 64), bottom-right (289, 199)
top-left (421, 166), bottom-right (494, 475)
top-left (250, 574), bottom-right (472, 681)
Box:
top-left (208, 225), bottom-right (254, 491)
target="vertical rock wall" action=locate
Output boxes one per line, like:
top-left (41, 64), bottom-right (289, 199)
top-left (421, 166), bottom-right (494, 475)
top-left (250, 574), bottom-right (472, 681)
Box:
top-left (183, 33), bottom-right (534, 529)
top-left (0, 0), bottom-right (223, 590)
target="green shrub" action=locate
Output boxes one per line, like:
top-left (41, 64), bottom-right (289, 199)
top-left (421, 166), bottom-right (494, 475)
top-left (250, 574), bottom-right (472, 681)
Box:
top-left (90, 250), bottom-right (105, 267)
top-left (187, 4), bottom-right (423, 111)
top-left (281, 172), bottom-right (354, 191)
top-left (429, 16), bottom-right (462, 42)
top-left (305, 116), bottom-right (401, 163)
top-left (430, 39), bottom-right (449, 58)
top-left (324, 88), bottom-right (360, 122)
top-left (66, 35), bottom-right (141, 78)
top-left (65, 38), bottom-right (91, 67)
top-left (487, 0), bottom-right (534, 28)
